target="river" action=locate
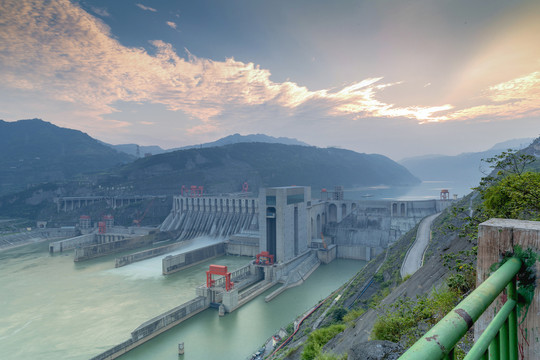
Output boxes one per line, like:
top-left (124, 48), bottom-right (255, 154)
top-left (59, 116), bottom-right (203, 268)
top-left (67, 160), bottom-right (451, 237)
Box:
top-left (343, 180), bottom-right (474, 201)
top-left (0, 238), bottom-right (364, 360)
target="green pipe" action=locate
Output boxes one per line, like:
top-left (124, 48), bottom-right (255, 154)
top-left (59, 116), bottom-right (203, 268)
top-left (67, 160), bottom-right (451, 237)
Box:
top-left (399, 257), bottom-right (522, 360)
top-left (500, 319), bottom-right (509, 360)
top-left (507, 280), bottom-right (518, 360)
top-left (501, 320), bottom-right (509, 360)
top-left (489, 334), bottom-right (499, 360)
top-left (464, 300), bottom-right (515, 360)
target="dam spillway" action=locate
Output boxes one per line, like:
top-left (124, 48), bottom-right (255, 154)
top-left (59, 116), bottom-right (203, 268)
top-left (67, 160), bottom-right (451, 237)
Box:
top-left (160, 195), bottom-right (259, 240)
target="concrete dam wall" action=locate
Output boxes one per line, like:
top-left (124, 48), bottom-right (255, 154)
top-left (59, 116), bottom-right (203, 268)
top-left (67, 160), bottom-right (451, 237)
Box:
top-left (160, 195), bottom-right (259, 241)
top-left (326, 199), bottom-right (447, 260)
top-left (162, 243), bottom-right (226, 275)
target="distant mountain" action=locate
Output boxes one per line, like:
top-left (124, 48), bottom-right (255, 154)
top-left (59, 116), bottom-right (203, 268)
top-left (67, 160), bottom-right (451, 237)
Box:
top-left (489, 138), bottom-right (536, 151)
top-left (107, 133), bottom-right (310, 158)
top-left (399, 138), bottom-right (535, 190)
top-left (103, 143), bottom-right (419, 195)
top-left (0, 119), bottom-right (134, 196)
top-left (108, 143), bottom-right (166, 157)
top-left (173, 133), bottom-right (310, 151)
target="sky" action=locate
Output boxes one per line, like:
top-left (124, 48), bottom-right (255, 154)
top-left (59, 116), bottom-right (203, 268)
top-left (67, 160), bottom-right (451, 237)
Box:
top-left (0, 0), bottom-right (539, 160)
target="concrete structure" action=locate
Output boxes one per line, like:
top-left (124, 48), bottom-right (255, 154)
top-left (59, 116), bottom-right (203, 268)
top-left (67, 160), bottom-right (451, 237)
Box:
top-left (73, 234), bottom-right (154, 261)
top-left (55, 195), bottom-right (165, 212)
top-left (89, 296), bottom-right (209, 360)
top-left (91, 262), bottom-right (269, 360)
top-left (49, 229), bottom-right (158, 262)
top-left (0, 228), bottom-right (76, 251)
top-left (259, 186), bottom-right (311, 263)
top-left (476, 219), bottom-right (540, 359)
top-left (160, 194), bottom-right (258, 240)
top-left (160, 187), bottom-right (451, 263)
top-left (162, 243), bottom-right (225, 275)
top-left (326, 199), bottom-right (449, 261)
top-left (91, 185), bottom-right (454, 360)
top-left (226, 231), bottom-right (260, 256)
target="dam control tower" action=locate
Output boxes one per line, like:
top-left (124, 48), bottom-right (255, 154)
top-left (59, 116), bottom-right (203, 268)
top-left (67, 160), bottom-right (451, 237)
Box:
top-left (259, 186), bottom-right (311, 263)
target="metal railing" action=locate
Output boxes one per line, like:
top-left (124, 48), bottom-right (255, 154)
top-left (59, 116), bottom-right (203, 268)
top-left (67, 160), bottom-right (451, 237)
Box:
top-left (399, 257), bottom-right (522, 360)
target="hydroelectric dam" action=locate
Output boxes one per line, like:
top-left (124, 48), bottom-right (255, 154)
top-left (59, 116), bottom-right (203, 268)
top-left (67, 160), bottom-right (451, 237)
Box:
top-left (90, 185), bottom-right (452, 359)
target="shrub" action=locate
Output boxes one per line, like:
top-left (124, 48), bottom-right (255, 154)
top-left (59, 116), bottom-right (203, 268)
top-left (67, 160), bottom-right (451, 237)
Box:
top-left (302, 324), bottom-right (346, 360)
top-left (371, 287), bottom-right (459, 347)
top-left (342, 308), bottom-right (365, 326)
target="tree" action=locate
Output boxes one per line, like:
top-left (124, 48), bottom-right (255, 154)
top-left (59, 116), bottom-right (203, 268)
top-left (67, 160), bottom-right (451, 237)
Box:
top-left (482, 172), bottom-right (540, 220)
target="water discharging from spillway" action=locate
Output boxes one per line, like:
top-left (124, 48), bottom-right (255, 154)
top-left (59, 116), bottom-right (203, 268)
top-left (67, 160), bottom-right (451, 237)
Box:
top-left (0, 239), bottom-right (364, 360)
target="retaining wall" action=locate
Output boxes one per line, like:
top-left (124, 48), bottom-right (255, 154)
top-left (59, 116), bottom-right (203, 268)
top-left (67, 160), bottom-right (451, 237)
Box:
top-left (162, 243), bottom-right (225, 275)
top-left (89, 296), bottom-right (209, 360)
top-left (49, 234), bottom-right (95, 253)
top-left (115, 240), bottom-right (187, 268)
top-left (73, 235), bottom-right (153, 262)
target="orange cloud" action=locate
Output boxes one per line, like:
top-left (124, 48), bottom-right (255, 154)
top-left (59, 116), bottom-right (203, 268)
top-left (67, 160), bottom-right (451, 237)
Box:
top-left (448, 71), bottom-right (540, 121)
top-left (2, 0), bottom-right (535, 137)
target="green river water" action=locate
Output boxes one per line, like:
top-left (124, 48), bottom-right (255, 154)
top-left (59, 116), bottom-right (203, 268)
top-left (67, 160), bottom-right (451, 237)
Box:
top-left (0, 239), bottom-right (365, 360)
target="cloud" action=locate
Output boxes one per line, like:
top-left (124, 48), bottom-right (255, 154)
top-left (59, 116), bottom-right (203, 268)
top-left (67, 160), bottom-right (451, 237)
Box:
top-left (448, 71), bottom-right (540, 121)
top-left (1, 0), bottom-right (536, 139)
top-left (136, 3), bottom-right (157, 12)
top-left (90, 6), bottom-right (110, 17)
top-left (166, 21), bottom-right (177, 29)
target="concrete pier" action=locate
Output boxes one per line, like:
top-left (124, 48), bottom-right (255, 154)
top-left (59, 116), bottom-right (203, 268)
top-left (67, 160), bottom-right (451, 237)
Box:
top-left (89, 297), bottom-right (209, 360)
top-left (162, 243), bottom-right (226, 275)
top-left (115, 240), bottom-right (189, 268)
top-left (49, 234), bottom-right (95, 253)
top-left (225, 231), bottom-right (260, 256)
top-left (73, 234), bottom-right (154, 262)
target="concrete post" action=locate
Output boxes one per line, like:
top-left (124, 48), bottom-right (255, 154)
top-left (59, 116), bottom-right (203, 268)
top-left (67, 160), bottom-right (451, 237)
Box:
top-left (476, 219), bottom-right (540, 359)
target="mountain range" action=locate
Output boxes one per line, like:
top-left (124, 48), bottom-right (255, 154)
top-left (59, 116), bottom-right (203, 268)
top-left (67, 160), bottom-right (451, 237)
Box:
top-left (0, 119), bottom-right (418, 198)
top-left (0, 119), bottom-right (133, 196)
top-left (102, 142), bottom-right (420, 195)
top-left (106, 133), bottom-right (309, 157)
top-left (399, 137), bottom-right (535, 190)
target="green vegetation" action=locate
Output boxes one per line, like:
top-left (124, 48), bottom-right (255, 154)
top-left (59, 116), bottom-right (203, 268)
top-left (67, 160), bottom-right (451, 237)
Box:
top-left (483, 172), bottom-right (540, 220)
top-left (371, 145), bottom-right (540, 358)
top-left (110, 142), bottom-right (420, 195)
top-left (310, 353), bottom-right (348, 360)
top-left (0, 119), bottom-right (133, 196)
top-left (372, 287), bottom-right (459, 347)
top-left (342, 308), bottom-right (365, 327)
top-left (301, 324), bottom-right (346, 360)
top-left (441, 247), bottom-right (477, 296)
top-left (492, 245), bottom-right (539, 318)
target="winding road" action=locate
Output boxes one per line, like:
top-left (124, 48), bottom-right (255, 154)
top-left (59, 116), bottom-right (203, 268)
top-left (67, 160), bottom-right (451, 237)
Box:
top-left (400, 212), bottom-right (441, 278)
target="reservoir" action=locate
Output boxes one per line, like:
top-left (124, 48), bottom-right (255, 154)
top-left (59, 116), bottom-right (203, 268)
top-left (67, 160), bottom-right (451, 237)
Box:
top-left (0, 238), bottom-right (365, 360)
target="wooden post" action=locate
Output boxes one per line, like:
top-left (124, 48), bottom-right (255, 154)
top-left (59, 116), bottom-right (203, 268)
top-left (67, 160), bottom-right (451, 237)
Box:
top-left (476, 219), bottom-right (540, 359)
